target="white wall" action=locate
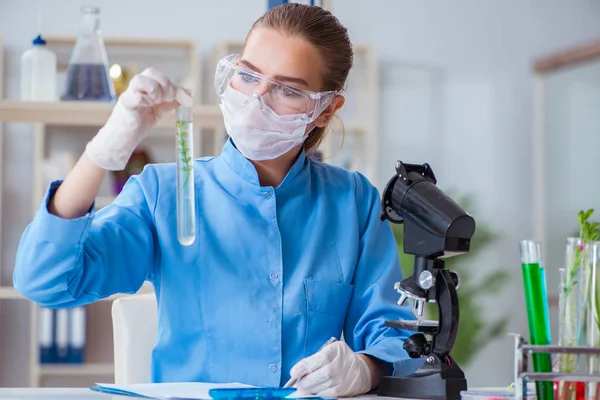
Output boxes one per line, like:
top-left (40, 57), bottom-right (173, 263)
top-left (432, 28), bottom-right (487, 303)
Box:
top-left (1, 0), bottom-right (600, 388)
top-left (539, 60), bottom-right (600, 342)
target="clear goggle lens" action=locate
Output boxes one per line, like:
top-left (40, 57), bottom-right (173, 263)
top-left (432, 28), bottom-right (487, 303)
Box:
top-left (215, 54), bottom-right (338, 123)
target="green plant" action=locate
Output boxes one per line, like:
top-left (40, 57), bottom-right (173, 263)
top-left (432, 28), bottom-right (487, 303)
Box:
top-left (575, 210), bottom-right (600, 341)
top-left (565, 210), bottom-right (600, 296)
top-left (176, 121), bottom-right (193, 190)
top-left (389, 192), bottom-right (510, 367)
top-left (579, 209), bottom-right (600, 393)
top-left (557, 209), bottom-right (600, 399)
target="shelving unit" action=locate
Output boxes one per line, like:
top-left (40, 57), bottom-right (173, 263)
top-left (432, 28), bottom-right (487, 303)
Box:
top-left (0, 35), bottom-right (220, 388)
top-left (0, 37), bottom-right (5, 351)
top-left (44, 36), bottom-right (202, 104)
top-left (0, 101), bottom-right (222, 130)
top-left (39, 363), bottom-right (115, 377)
top-left (95, 196), bottom-right (116, 210)
top-left (2, 96), bottom-right (219, 385)
top-left (0, 287), bottom-right (18, 300)
top-left (0, 37), bottom-right (5, 291)
top-left (0, 101), bottom-right (223, 216)
top-left (0, 283), bottom-right (153, 302)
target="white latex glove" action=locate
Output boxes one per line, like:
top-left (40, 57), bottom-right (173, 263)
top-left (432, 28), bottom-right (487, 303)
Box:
top-left (289, 341), bottom-right (372, 397)
top-left (86, 68), bottom-right (193, 170)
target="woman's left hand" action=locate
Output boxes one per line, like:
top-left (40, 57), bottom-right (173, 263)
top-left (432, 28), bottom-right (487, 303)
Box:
top-left (289, 341), bottom-right (374, 397)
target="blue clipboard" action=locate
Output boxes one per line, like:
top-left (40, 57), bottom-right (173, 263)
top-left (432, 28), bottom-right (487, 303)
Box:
top-left (208, 388), bottom-right (296, 399)
top-left (91, 385), bottom-right (335, 400)
top-left (209, 388), bottom-right (335, 400)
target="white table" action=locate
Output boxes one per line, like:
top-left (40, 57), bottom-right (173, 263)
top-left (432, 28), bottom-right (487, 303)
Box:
top-left (0, 388), bottom-right (116, 399)
top-left (0, 388), bottom-right (416, 400)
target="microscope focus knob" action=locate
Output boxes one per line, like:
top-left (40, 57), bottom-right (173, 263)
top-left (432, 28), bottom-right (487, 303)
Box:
top-left (403, 333), bottom-right (430, 358)
top-left (449, 271), bottom-right (461, 290)
top-left (418, 270), bottom-right (435, 290)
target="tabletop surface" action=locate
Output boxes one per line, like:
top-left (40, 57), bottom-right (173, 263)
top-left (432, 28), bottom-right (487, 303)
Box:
top-left (0, 388), bottom-right (419, 400)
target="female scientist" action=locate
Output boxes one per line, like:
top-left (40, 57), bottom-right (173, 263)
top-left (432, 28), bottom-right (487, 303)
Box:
top-left (14, 3), bottom-right (414, 397)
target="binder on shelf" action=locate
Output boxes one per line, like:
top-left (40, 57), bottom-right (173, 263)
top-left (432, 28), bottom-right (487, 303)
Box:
top-left (38, 307), bottom-right (54, 363)
top-left (55, 309), bottom-right (69, 363)
top-left (68, 306), bottom-right (86, 363)
top-left (38, 306), bottom-right (88, 364)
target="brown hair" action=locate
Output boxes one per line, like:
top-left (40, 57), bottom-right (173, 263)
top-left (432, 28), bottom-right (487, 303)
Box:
top-left (246, 3), bottom-right (353, 154)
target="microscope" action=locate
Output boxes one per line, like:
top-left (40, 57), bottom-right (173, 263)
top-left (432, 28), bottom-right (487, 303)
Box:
top-left (377, 161), bottom-right (476, 400)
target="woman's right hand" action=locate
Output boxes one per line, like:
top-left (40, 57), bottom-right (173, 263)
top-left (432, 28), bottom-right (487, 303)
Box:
top-left (86, 68), bottom-right (193, 171)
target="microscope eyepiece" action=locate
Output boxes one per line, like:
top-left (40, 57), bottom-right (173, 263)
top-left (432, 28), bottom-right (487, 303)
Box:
top-left (381, 161), bottom-right (475, 259)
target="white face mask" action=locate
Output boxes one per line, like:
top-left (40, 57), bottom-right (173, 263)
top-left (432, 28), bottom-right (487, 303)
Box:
top-left (218, 86), bottom-right (313, 161)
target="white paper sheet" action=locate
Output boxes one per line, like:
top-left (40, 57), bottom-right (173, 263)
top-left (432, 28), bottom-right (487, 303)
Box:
top-left (93, 382), bottom-right (258, 399)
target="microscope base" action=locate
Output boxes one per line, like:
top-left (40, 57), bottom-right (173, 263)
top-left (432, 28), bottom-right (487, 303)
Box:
top-left (377, 363), bottom-right (467, 400)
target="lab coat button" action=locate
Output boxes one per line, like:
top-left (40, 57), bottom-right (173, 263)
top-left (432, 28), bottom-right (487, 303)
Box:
top-left (269, 364), bottom-right (278, 373)
top-left (270, 272), bottom-right (279, 281)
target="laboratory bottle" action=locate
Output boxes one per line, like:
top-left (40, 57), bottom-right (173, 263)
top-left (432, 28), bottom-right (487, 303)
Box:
top-left (61, 6), bottom-right (116, 102)
top-left (20, 34), bottom-right (57, 101)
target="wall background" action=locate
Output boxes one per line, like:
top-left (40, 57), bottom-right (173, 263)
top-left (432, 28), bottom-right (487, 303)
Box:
top-left (1, 0), bottom-right (600, 388)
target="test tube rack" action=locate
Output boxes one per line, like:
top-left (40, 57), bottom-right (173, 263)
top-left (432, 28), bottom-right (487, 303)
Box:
top-left (512, 334), bottom-right (600, 400)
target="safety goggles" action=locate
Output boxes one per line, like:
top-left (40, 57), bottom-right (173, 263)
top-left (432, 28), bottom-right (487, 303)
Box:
top-left (214, 54), bottom-right (338, 123)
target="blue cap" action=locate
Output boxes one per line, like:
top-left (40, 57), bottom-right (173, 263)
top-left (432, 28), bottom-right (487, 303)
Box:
top-left (32, 34), bottom-right (46, 46)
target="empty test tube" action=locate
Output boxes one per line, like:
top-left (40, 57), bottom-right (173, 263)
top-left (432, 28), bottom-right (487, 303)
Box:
top-left (176, 106), bottom-right (196, 246)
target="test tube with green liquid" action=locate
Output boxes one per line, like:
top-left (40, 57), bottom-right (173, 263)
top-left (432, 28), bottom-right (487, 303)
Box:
top-left (520, 240), bottom-right (554, 400)
top-left (537, 242), bottom-right (552, 344)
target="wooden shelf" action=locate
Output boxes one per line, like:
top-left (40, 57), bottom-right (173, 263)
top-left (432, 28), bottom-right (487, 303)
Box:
top-left (46, 36), bottom-right (196, 49)
top-left (0, 281), bottom-right (153, 302)
top-left (0, 286), bottom-right (20, 299)
top-left (0, 101), bottom-right (223, 130)
top-left (95, 196), bottom-right (116, 209)
top-left (39, 363), bottom-right (114, 376)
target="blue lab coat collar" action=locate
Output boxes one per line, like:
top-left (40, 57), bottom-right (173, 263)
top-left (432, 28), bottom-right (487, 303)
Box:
top-left (220, 138), bottom-right (308, 189)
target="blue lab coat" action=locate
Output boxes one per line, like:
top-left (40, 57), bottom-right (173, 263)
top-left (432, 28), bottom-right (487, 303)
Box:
top-left (14, 139), bottom-right (415, 386)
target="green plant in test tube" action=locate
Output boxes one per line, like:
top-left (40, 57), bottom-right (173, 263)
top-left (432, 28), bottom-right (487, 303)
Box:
top-left (176, 120), bottom-right (193, 191)
top-left (586, 242), bottom-right (600, 400)
top-left (520, 240), bottom-right (553, 400)
top-left (575, 210), bottom-right (600, 400)
top-left (558, 209), bottom-right (600, 400)
top-left (175, 106), bottom-right (196, 247)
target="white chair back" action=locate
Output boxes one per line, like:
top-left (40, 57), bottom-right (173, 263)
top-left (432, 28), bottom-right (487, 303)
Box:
top-left (111, 293), bottom-right (158, 384)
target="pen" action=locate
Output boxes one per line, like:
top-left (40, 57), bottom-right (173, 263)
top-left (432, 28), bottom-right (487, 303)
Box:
top-left (283, 337), bottom-right (338, 389)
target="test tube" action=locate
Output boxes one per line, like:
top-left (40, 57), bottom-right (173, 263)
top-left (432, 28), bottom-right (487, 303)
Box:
top-left (176, 106), bottom-right (196, 246)
top-left (555, 267), bottom-right (566, 373)
top-left (559, 238), bottom-right (587, 400)
top-left (587, 243), bottom-right (600, 400)
top-left (536, 242), bottom-right (552, 344)
top-left (519, 240), bottom-right (554, 400)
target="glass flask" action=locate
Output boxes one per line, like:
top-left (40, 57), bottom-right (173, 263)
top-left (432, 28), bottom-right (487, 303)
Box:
top-left (61, 6), bottom-right (116, 102)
